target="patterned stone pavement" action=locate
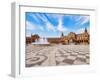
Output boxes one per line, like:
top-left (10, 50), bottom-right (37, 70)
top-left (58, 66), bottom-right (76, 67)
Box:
top-left (25, 44), bottom-right (89, 67)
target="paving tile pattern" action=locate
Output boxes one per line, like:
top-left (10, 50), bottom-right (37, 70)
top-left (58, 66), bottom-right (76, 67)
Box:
top-left (25, 45), bottom-right (89, 67)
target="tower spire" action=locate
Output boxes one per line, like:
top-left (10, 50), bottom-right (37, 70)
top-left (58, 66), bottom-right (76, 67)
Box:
top-left (61, 32), bottom-right (64, 37)
top-left (85, 28), bottom-right (87, 33)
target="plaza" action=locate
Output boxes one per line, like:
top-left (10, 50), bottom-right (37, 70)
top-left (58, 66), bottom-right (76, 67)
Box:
top-left (25, 44), bottom-right (89, 67)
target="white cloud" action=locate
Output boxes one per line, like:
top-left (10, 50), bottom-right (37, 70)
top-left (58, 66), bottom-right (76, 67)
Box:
top-left (31, 14), bottom-right (40, 23)
top-left (81, 16), bottom-right (89, 25)
top-left (36, 14), bottom-right (67, 32)
top-left (75, 28), bottom-right (90, 34)
top-left (26, 21), bottom-right (36, 30)
top-left (57, 17), bottom-right (68, 32)
top-left (35, 13), bottom-right (47, 22)
top-left (74, 16), bottom-right (82, 22)
top-left (46, 22), bottom-right (55, 32)
top-left (26, 20), bottom-right (44, 31)
top-left (39, 26), bottom-right (44, 31)
top-left (75, 16), bottom-right (89, 25)
top-left (34, 13), bottom-right (56, 32)
top-left (57, 25), bottom-right (68, 32)
top-left (26, 32), bottom-right (31, 37)
top-left (75, 28), bottom-right (85, 34)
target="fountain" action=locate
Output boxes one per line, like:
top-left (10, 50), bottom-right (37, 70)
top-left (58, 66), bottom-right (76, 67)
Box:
top-left (32, 37), bottom-right (50, 45)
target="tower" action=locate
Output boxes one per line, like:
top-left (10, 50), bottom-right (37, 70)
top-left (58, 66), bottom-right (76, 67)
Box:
top-left (85, 28), bottom-right (87, 33)
top-left (61, 32), bottom-right (64, 37)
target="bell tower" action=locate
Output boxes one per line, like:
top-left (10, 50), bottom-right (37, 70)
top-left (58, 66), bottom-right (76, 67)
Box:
top-left (85, 28), bottom-right (87, 33)
top-left (61, 32), bottom-right (64, 37)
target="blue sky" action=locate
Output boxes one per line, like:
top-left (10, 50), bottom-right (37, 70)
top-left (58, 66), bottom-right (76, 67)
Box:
top-left (26, 12), bottom-right (90, 37)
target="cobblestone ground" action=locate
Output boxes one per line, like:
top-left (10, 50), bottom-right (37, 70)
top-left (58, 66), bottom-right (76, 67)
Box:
top-left (25, 44), bottom-right (89, 67)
